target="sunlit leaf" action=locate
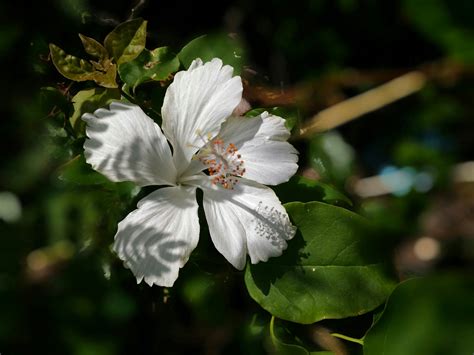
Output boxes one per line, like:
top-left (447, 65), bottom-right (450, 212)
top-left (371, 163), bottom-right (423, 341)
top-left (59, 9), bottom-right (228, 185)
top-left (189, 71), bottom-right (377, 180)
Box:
top-left (90, 58), bottom-right (118, 88)
top-left (70, 88), bottom-right (121, 134)
top-left (79, 34), bottom-right (108, 60)
top-left (364, 275), bottom-right (474, 355)
top-left (104, 18), bottom-right (147, 65)
top-left (273, 175), bottom-right (353, 208)
top-left (49, 43), bottom-right (94, 80)
top-left (49, 43), bottom-right (118, 88)
top-left (178, 33), bottom-right (245, 74)
top-left (245, 202), bottom-right (396, 324)
top-left (118, 47), bottom-right (179, 90)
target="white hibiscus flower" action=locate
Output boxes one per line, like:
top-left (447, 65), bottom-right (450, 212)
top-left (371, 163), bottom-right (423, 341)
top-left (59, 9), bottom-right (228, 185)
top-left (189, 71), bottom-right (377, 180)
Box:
top-left (82, 58), bottom-right (299, 287)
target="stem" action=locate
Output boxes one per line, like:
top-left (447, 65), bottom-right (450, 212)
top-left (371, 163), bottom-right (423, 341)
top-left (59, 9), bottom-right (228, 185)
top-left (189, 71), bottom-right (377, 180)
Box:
top-left (120, 89), bottom-right (138, 105)
top-left (297, 71), bottom-right (427, 138)
top-left (128, 0), bottom-right (147, 20)
top-left (331, 333), bottom-right (364, 346)
top-left (269, 316), bottom-right (276, 339)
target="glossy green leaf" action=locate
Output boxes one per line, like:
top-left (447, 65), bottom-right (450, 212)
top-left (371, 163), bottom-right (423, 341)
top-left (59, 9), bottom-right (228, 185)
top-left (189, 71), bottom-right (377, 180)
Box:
top-left (245, 201), bottom-right (396, 324)
top-left (49, 43), bottom-right (118, 88)
top-left (104, 18), bottom-right (147, 65)
top-left (178, 33), bottom-right (245, 74)
top-left (273, 175), bottom-right (353, 208)
top-left (118, 47), bottom-right (179, 90)
top-left (79, 34), bottom-right (108, 59)
top-left (70, 88), bottom-right (121, 134)
top-left (364, 275), bottom-right (474, 355)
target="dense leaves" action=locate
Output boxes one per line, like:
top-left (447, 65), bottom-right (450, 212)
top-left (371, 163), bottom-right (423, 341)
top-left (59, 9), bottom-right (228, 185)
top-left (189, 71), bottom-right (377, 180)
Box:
top-left (245, 202), bottom-right (396, 324)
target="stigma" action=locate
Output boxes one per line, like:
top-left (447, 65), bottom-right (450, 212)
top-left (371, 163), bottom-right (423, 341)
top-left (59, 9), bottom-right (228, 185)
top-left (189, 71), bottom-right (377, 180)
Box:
top-left (197, 137), bottom-right (245, 189)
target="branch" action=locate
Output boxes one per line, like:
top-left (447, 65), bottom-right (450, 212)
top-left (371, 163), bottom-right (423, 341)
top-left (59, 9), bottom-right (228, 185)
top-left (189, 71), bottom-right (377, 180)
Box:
top-left (297, 71), bottom-right (427, 138)
top-left (243, 58), bottom-right (473, 139)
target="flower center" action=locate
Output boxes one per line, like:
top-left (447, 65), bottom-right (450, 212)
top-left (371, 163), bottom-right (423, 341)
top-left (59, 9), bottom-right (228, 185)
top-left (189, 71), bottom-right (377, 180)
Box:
top-left (197, 137), bottom-right (245, 189)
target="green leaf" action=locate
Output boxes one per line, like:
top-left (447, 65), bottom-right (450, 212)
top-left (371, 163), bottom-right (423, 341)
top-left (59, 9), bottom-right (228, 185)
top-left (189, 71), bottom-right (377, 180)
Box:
top-left (178, 33), bottom-right (245, 74)
top-left (58, 154), bottom-right (111, 185)
top-left (104, 18), bottom-right (147, 65)
top-left (79, 34), bottom-right (108, 59)
top-left (273, 175), bottom-right (353, 208)
top-left (269, 317), bottom-right (333, 355)
top-left (245, 201), bottom-right (396, 324)
top-left (271, 327), bottom-right (310, 354)
top-left (246, 107), bottom-right (301, 131)
top-left (364, 274), bottom-right (474, 355)
top-left (118, 47), bottom-right (179, 90)
top-left (49, 43), bottom-right (118, 88)
top-left (39, 86), bottom-right (71, 116)
top-left (70, 88), bottom-right (121, 134)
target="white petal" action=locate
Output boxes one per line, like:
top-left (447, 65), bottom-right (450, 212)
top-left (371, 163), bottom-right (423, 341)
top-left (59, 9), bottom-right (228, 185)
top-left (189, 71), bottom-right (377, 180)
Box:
top-left (188, 58), bottom-right (203, 70)
top-left (161, 58), bottom-right (243, 174)
top-left (218, 112), bottom-right (298, 185)
top-left (83, 102), bottom-right (176, 186)
top-left (201, 177), bottom-right (296, 269)
top-left (113, 186), bottom-right (200, 287)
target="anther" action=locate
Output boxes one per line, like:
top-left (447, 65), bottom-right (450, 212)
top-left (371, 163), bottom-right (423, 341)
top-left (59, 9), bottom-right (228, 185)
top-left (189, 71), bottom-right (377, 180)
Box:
top-left (196, 136), bottom-right (245, 189)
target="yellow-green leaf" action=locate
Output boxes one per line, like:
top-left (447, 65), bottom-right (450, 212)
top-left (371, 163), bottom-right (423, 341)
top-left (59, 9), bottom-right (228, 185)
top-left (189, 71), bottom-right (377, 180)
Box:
top-left (104, 18), bottom-right (147, 65)
top-left (70, 88), bottom-right (121, 134)
top-left (49, 43), bottom-right (118, 88)
top-left (89, 58), bottom-right (118, 88)
top-left (79, 33), bottom-right (108, 59)
top-left (49, 43), bottom-right (94, 81)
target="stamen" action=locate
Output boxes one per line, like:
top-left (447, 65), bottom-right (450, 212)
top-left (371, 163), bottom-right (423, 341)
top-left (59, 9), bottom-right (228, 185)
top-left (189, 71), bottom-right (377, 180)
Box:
top-left (254, 201), bottom-right (296, 247)
top-left (196, 136), bottom-right (245, 189)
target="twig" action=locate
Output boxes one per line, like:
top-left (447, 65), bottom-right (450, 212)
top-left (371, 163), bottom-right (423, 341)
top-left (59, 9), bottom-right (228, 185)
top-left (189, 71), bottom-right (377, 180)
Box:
top-left (297, 71), bottom-right (427, 138)
top-left (128, 0), bottom-right (147, 20)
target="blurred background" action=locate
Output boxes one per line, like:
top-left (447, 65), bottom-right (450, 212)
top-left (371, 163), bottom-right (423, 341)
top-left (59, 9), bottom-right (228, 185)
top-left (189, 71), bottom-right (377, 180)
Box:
top-left (0, 0), bottom-right (473, 354)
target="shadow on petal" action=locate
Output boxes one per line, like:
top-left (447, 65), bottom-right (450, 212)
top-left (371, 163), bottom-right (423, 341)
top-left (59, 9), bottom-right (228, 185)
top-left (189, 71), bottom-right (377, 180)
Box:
top-left (114, 221), bottom-right (190, 285)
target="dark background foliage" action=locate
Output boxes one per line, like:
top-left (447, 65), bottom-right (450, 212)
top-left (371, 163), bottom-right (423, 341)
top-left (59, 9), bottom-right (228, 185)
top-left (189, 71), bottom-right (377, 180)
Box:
top-left (0, 0), bottom-right (473, 354)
